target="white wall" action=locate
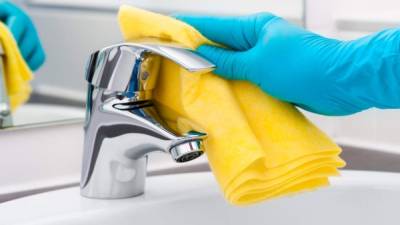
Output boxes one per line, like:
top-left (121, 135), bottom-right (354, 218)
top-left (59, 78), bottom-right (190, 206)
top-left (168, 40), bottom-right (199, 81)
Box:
top-left (28, 0), bottom-right (303, 17)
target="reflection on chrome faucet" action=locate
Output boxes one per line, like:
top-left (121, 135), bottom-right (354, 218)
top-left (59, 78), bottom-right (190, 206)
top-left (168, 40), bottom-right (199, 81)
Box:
top-left (80, 43), bottom-right (215, 199)
top-left (0, 45), bottom-right (12, 128)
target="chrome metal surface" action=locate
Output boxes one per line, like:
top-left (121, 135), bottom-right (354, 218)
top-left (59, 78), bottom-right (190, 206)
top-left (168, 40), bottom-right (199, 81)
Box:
top-left (0, 45), bottom-right (12, 128)
top-left (81, 42), bottom-right (214, 199)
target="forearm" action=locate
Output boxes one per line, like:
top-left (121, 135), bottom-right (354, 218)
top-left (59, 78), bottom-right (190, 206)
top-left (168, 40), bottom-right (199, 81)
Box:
top-left (332, 28), bottom-right (400, 110)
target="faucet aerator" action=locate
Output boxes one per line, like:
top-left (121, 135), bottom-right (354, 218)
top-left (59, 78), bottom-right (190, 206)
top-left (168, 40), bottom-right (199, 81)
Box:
top-left (170, 139), bottom-right (205, 163)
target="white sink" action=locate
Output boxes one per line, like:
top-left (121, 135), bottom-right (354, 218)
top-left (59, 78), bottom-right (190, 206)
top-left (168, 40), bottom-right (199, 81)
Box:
top-left (1, 170), bottom-right (399, 225)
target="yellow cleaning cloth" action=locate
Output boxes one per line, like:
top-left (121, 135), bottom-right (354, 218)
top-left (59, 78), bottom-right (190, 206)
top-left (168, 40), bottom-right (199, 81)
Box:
top-left (118, 5), bottom-right (346, 205)
top-left (0, 23), bottom-right (33, 111)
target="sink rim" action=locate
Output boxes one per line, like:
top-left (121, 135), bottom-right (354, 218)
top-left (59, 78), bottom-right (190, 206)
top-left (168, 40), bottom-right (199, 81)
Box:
top-left (1, 170), bottom-right (400, 225)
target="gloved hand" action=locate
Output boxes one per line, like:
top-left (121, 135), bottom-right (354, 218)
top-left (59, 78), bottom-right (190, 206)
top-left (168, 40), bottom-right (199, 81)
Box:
top-left (175, 13), bottom-right (400, 116)
top-left (0, 1), bottom-right (45, 71)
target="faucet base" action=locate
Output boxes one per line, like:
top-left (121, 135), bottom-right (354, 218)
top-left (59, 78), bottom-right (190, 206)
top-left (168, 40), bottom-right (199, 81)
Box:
top-left (81, 156), bottom-right (147, 199)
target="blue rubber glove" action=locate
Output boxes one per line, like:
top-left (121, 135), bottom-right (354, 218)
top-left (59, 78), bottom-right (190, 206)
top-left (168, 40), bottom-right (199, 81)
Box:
top-left (0, 1), bottom-right (45, 71)
top-left (175, 13), bottom-right (400, 116)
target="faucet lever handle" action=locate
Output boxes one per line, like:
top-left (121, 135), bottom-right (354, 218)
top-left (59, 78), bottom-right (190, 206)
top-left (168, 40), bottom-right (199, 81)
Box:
top-left (85, 43), bottom-right (215, 96)
top-left (134, 43), bottom-right (215, 73)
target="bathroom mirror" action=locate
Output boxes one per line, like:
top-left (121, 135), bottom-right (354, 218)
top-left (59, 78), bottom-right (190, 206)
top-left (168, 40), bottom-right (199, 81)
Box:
top-left (0, 0), bottom-right (304, 128)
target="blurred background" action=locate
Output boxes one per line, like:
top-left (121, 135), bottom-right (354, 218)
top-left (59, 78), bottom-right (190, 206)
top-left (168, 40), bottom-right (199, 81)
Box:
top-left (5, 0), bottom-right (400, 151)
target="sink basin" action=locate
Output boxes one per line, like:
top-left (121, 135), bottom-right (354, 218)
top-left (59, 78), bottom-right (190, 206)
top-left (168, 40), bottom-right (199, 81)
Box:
top-left (1, 170), bottom-right (399, 225)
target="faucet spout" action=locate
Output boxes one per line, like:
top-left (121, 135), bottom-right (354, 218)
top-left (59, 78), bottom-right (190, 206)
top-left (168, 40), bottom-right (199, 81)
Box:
top-left (80, 43), bottom-right (214, 199)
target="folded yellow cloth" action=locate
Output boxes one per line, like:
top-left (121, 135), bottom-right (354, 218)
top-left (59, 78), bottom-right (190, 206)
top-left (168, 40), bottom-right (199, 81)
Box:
top-left (118, 5), bottom-right (346, 205)
top-left (0, 23), bottom-right (33, 111)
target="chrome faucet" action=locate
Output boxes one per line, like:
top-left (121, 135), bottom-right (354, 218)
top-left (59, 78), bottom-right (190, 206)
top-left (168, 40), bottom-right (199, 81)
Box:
top-left (80, 43), bottom-right (215, 199)
top-left (0, 45), bottom-right (12, 128)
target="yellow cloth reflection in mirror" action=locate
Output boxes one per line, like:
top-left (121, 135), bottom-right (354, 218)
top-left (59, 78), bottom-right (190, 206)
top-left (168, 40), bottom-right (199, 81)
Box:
top-left (118, 5), bottom-right (345, 205)
top-left (0, 23), bottom-right (32, 111)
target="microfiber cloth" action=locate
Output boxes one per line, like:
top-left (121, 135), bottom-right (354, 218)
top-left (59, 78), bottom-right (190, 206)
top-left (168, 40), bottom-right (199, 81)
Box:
top-left (118, 5), bottom-right (346, 205)
top-left (0, 23), bottom-right (33, 111)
